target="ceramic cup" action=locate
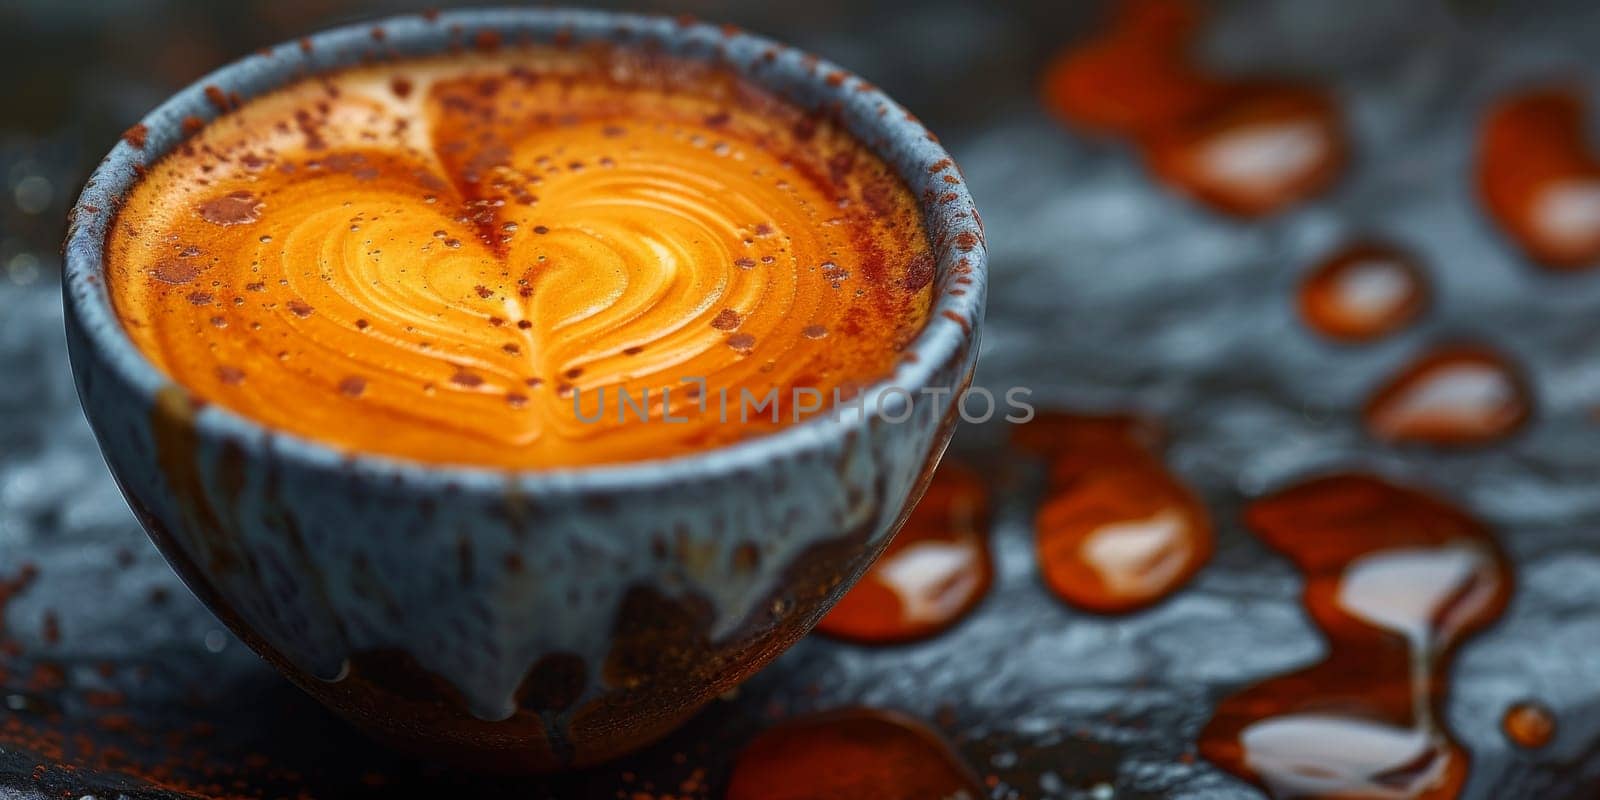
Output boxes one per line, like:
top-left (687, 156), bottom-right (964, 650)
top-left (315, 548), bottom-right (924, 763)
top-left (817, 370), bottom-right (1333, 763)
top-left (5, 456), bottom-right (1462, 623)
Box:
top-left (63, 8), bottom-right (986, 771)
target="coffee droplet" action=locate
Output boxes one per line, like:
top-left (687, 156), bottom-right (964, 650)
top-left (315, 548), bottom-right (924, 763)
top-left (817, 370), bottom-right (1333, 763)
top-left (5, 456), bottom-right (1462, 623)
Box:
top-left (1013, 412), bottom-right (1212, 614)
top-left (1200, 473), bottom-right (1510, 800)
top-left (1364, 344), bottom-right (1531, 446)
top-left (1479, 86), bottom-right (1600, 270)
top-left (816, 461), bottom-right (993, 643)
top-left (1502, 701), bottom-right (1556, 749)
top-left (1298, 241), bottom-right (1428, 342)
top-left (1142, 83), bottom-right (1344, 218)
top-left (1041, 0), bottom-right (1344, 216)
top-left (197, 191), bottom-right (264, 226)
top-left (1040, 0), bottom-right (1227, 135)
top-left (726, 709), bottom-right (985, 800)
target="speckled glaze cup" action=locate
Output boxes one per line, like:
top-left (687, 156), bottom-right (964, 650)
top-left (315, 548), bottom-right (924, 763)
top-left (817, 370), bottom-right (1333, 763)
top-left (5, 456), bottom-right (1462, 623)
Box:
top-left (62, 8), bottom-right (985, 772)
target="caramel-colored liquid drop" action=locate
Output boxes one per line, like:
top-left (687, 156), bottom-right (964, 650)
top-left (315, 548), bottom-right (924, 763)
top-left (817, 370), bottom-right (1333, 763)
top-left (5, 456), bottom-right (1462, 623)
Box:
top-left (1041, 0), bottom-right (1345, 217)
top-left (816, 460), bottom-right (992, 643)
top-left (107, 49), bottom-right (934, 469)
top-left (1013, 413), bottom-right (1212, 614)
top-left (1502, 701), bottom-right (1556, 749)
top-left (1298, 241), bottom-right (1429, 342)
top-left (1478, 87), bottom-right (1600, 270)
top-left (1141, 82), bottom-right (1345, 218)
top-left (1363, 344), bottom-right (1531, 446)
top-left (1200, 473), bottom-right (1512, 800)
top-left (1039, 0), bottom-right (1228, 136)
top-left (726, 708), bottom-right (985, 800)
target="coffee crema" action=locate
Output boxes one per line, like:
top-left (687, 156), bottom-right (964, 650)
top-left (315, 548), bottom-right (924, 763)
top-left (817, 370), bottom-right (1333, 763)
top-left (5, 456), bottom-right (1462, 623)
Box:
top-left (107, 49), bottom-right (935, 468)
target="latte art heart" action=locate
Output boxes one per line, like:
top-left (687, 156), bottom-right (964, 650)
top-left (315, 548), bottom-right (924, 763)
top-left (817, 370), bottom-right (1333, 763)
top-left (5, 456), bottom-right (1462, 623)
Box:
top-left (107, 50), bottom-right (934, 468)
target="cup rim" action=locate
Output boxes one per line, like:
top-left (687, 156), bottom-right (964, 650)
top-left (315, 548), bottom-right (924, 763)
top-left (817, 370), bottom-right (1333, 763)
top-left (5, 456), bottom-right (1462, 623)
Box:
top-left (63, 7), bottom-right (987, 494)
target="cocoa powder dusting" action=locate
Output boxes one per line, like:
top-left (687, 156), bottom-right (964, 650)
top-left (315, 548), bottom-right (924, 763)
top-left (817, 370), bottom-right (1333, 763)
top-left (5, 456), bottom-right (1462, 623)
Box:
top-left (711, 309), bottom-right (742, 330)
top-left (338, 376), bottom-right (367, 397)
top-left (150, 261), bottom-right (202, 285)
top-left (121, 124), bottom-right (149, 149)
top-left (197, 192), bottom-right (263, 226)
top-left (203, 85), bottom-right (231, 112)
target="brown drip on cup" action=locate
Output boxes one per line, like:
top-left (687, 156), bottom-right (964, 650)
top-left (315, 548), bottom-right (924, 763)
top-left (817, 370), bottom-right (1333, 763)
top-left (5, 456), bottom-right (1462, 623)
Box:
top-left (1200, 473), bottom-right (1512, 800)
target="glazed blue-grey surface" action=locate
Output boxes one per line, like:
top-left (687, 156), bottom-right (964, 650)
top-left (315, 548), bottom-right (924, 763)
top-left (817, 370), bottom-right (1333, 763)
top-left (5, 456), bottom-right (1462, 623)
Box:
top-left (60, 7), bottom-right (985, 767)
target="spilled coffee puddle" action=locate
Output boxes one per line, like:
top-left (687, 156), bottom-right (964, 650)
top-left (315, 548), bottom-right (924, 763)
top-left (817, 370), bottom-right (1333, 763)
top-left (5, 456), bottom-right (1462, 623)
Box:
top-left (815, 461), bottom-right (994, 643)
top-left (1363, 344), bottom-right (1532, 447)
top-left (1297, 241), bottom-right (1430, 343)
top-left (1199, 474), bottom-right (1512, 799)
top-left (725, 708), bottom-right (985, 800)
top-left (724, 446), bottom-right (1524, 799)
top-left (1012, 412), bottom-right (1213, 614)
top-left (1478, 86), bottom-right (1600, 270)
top-left (1041, 0), bottom-right (1346, 217)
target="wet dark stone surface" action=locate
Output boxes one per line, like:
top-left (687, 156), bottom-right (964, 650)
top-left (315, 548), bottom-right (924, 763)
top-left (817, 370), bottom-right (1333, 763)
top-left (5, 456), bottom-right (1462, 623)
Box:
top-left (5, 0), bottom-right (1600, 797)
